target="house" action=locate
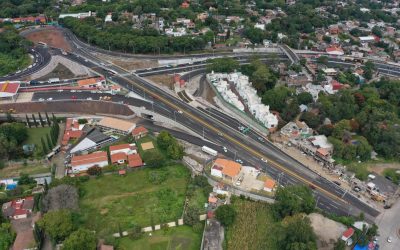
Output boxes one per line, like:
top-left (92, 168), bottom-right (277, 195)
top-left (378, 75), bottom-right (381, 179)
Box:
top-left (264, 179), bottom-right (276, 192)
top-left (99, 244), bottom-right (114, 250)
top-left (322, 68), bottom-right (337, 76)
top-left (111, 152), bottom-right (127, 164)
top-left (326, 46), bottom-right (344, 56)
top-left (109, 144), bottom-right (137, 155)
top-left (2, 196), bottom-right (34, 220)
top-left (70, 128), bottom-right (113, 154)
top-left (128, 154), bottom-right (143, 168)
top-left (70, 151), bottom-right (108, 173)
top-left (132, 126), bottom-right (148, 140)
top-left (309, 135), bottom-right (333, 152)
top-left (211, 158), bottom-right (242, 182)
top-left (341, 227), bottom-right (354, 245)
top-left (0, 81), bottom-right (20, 99)
top-left (77, 77), bottom-right (105, 88)
top-left (97, 117), bottom-right (136, 135)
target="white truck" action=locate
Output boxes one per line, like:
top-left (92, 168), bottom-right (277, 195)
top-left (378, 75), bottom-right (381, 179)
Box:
top-left (202, 146), bottom-right (218, 156)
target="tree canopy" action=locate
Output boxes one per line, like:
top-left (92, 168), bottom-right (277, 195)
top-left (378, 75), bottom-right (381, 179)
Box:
top-left (37, 210), bottom-right (76, 243)
top-left (273, 185), bottom-right (315, 219)
top-left (215, 204), bottom-right (236, 227)
top-left (62, 228), bottom-right (96, 250)
top-left (207, 57), bottom-right (239, 73)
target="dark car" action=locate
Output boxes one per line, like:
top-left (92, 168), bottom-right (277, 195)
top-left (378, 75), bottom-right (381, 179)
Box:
top-left (333, 181), bottom-right (341, 186)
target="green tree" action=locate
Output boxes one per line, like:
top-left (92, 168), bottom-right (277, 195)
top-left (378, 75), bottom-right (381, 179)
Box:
top-left (262, 86), bottom-right (292, 112)
top-left (316, 56), bottom-right (328, 65)
top-left (142, 150), bottom-right (165, 167)
top-left (37, 210), bottom-right (75, 243)
top-left (32, 114), bottom-right (38, 128)
top-left (0, 222), bottom-right (15, 250)
top-left (157, 130), bottom-right (174, 150)
top-left (26, 114), bottom-right (31, 128)
top-left (18, 173), bottom-right (35, 185)
top-left (184, 206), bottom-right (199, 226)
top-left (332, 120), bottom-right (351, 139)
top-left (62, 228), bottom-right (96, 250)
top-left (279, 214), bottom-right (317, 250)
top-left (300, 112), bottom-right (320, 129)
top-left (297, 92), bottom-right (313, 105)
top-left (215, 204), bottom-right (236, 227)
top-left (167, 143), bottom-right (185, 160)
top-left (41, 137), bottom-right (48, 154)
top-left (45, 111), bottom-right (51, 126)
top-left (87, 166), bottom-right (102, 176)
top-left (281, 99), bottom-right (300, 122)
top-left (46, 133), bottom-right (53, 149)
top-left (206, 57), bottom-right (239, 73)
top-left (38, 112), bottom-right (44, 127)
top-left (273, 185), bottom-right (315, 219)
top-left (333, 238), bottom-right (346, 250)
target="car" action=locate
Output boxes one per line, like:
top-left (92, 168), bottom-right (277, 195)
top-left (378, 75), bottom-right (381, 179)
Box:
top-left (308, 184), bottom-right (316, 190)
top-left (70, 90), bottom-right (76, 93)
top-left (57, 89), bottom-right (63, 92)
top-left (38, 98), bottom-right (44, 101)
top-left (218, 132), bottom-right (223, 136)
top-left (387, 236), bottom-right (392, 243)
top-left (261, 158), bottom-right (268, 163)
top-left (353, 186), bottom-right (361, 192)
top-left (235, 180), bottom-right (241, 186)
top-left (86, 97), bottom-right (93, 100)
top-left (71, 96), bottom-right (77, 100)
top-left (177, 110), bottom-right (183, 114)
top-left (223, 147), bottom-right (227, 153)
top-left (257, 137), bottom-right (264, 142)
top-left (47, 98), bottom-right (53, 101)
top-left (333, 181), bottom-right (341, 186)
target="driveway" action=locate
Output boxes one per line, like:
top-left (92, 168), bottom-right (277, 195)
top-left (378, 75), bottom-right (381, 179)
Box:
top-left (376, 199), bottom-right (400, 249)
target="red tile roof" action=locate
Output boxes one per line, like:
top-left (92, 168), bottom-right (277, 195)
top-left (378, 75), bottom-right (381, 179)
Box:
top-left (71, 151), bottom-right (108, 167)
top-left (0, 82), bottom-right (20, 94)
top-left (109, 144), bottom-right (131, 153)
top-left (132, 126), bottom-right (148, 136)
top-left (342, 228), bottom-right (354, 238)
top-left (111, 152), bottom-right (127, 163)
top-left (128, 154), bottom-right (143, 168)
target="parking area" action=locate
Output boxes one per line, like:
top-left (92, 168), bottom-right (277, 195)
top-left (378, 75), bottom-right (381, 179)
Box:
top-left (235, 166), bottom-right (268, 192)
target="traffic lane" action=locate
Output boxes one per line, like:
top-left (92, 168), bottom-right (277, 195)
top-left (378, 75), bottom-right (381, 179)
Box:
top-left (69, 46), bottom-right (380, 218)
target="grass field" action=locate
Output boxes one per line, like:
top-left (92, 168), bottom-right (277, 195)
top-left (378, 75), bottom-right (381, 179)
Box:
top-left (25, 127), bottom-right (51, 147)
top-left (0, 163), bottom-right (50, 178)
top-left (79, 164), bottom-right (190, 237)
top-left (117, 226), bottom-right (202, 250)
top-left (225, 198), bottom-right (278, 250)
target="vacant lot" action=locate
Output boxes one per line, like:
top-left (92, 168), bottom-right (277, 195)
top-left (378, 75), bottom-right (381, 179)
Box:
top-left (117, 226), bottom-right (202, 250)
top-left (25, 27), bottom-right (72, 51)
top-left (0, 163), bottom-right (50, 178)
top-left (25, 127), bottom-right (51, 147)
top-left (79, 164), bottom-right (190, 237)
top-left (225, 198), bottom-right (278, 250)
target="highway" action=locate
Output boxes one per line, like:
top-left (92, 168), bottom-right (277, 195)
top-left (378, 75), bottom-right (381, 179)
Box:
top-left (7, 26), bottom-right (396, 220)
top-left (40, 46), bottom-right (380, 221)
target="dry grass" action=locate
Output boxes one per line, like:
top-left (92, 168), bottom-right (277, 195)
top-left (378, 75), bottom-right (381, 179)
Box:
top-left (146, 75), bottom-right (175, 89)
top-left (141, 141), bottom-right (155, 151)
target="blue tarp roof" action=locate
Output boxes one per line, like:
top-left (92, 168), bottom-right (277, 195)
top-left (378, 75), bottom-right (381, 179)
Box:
top-left (354, 244), bottom-right (368, 250)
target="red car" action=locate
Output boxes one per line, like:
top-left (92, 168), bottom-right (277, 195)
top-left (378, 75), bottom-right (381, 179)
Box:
top-left (71, 95), bottom-right (77, 100)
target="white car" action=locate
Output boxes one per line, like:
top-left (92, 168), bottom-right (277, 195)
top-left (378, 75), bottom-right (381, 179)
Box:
top-left (57, 89), bottom-right (63, 92)
top-left (70, 90), bottom-right (76, 93)
top-left (223, 147), bottom-right (227, 153)
top-left (38, 98), bottom-right (44, 101)
top-left (86, 97), bottom-right (93, 100)
top-left (261, 158), bottom-right (268, 163)
top-left (177, 110), bottom-right (183, 114)
top-left (387, 236), bottom-right (392, 243)
top-left (47, 98), bottom-right (53, 101)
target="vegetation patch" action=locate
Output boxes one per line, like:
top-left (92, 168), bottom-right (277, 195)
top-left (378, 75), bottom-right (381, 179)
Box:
top-left (78, 164), bottom-right (190, 237)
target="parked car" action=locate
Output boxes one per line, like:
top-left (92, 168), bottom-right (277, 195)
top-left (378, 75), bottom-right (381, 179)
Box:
top-left (333, 181), bottom-right (341, 186)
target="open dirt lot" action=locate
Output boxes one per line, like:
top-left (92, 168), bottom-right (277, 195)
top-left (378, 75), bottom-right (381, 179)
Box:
top-left (146, 75), bottom-right (174, 89)
top-left (308, 213), bottom-right (346, 250)
top-left (95, 54), bottom-right (158, 70)
top-left (36, 64), bottom-right (75, 81)
top-left (25, 27), bottom-right (71, 52)
top-left (141, 141), bottom-right (154, 150)
top-left (367, 162), bottom-right (400, 175)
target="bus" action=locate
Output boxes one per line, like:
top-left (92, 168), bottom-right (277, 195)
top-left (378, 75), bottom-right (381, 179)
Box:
top-left (202, 146), bottom-right (218, 156)
top-left (46, 151), bottom-right (55, 160)
top-left (52, 145), bottom-right (61, 154)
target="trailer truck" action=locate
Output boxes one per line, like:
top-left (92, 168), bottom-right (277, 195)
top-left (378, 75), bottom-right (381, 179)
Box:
top-left (202, 146), bottom-right (218, 156)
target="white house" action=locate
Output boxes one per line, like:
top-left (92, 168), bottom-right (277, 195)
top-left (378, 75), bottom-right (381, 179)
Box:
top-left (211, 165), bottom-right (223, 178)
top-left (71, 151), bottom-right (108, 173)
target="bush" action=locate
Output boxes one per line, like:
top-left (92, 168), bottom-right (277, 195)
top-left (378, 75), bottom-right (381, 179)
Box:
top-left (193, 222), bottom-right (204, 233)
top-left (87, 166), bottom-right (102, 176)
top-left (215, 205), bottom-right (236, 226)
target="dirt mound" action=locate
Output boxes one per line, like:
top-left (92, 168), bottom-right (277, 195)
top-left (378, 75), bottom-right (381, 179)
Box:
top-left (25, 27), bottom-right (71, 52)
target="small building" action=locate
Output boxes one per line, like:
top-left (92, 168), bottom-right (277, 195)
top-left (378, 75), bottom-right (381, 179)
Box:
top-left (97, 117), bottom-right (136, 135)
top-left (109, 144), bottom-right (137, 155)
top-left (70, 151), bottom-right (108, 173)
top-left (1, 196), bottom-right (34, 220)
top-left (263, 179), bottom-right (276, 192)
top-left (128, 154), bottom-right (143, 168)
top-left (326, 46), bottom-right (344, 56)
top-left (99, 244), bottom-right (114, 250)
top-left (0, 81), bottom-right (20, 99)
top-left (131, 126), bottom-right (149, 140)
top-left (341, 227), bottom-right (354, 245)
top-left (110, 152), bottom-right (127, 164)
top-left (77, 77), bottom-right (105, 88)
top-left (322, 68), bottom-right (337, 76)
top-left (70, 128), bottom-right (113, 154)
top-left (211, 158), bottom-right (242, 182)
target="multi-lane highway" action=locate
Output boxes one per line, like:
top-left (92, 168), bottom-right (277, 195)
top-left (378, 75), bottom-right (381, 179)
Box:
top-left (51, 46), bottom-right (381, 221)
top-left (5, 26), bottom-right (395, 221)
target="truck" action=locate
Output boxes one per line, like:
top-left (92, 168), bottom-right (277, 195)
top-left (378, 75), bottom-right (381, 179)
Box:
top-left (48, 78), bottom-right (60, 83)
top-left (202, 146), bottom-right (218, 156)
